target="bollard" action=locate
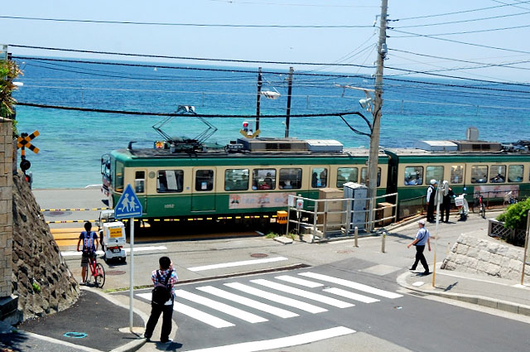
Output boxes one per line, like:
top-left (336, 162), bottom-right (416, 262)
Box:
top-left (354, 226), bottom-right (358, 247)
top-left (381, 230), bottom-right (386, 253)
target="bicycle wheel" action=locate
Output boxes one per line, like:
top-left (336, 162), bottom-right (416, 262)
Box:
top-left (94, 263), bottom-right (106, 288)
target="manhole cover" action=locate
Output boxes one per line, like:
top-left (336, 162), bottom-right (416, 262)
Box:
top-left (250, 253), bottom-right (269, 258)
top-left (105, 270), bottom-right (126, 276)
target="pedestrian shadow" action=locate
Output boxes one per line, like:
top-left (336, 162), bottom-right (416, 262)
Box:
top-left (157, 341), bottom-right (183, 350)
top-left (0, 330), bottom-right (28, 352)
top-left (443, 281), bottom-right (459, 292)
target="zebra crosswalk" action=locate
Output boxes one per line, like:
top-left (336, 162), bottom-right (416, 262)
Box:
top-left (136, 271), bottom-right (403, 329)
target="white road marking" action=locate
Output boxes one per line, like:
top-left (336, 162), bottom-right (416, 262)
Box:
top-left (251, 279), bottom-right (354, 309)
top-left (299, 272), bottom-right (403, 299)
top-left (61, 246), bottom-right (167, 257)
top-left (323, 287), bottom-right (380, 303)
top-left (225, 282), bottom-right (327, 314)
top-left (196, 286), bottom-right (298, 319)
top-left (137, 293), bottom-right (234, 328)
top-left (185, 326), bottom-right (356, 352)
top-left (275, 275), bottom-right (324, 288)
top-left (176, 290), bottom-right (267, 324)
top-left (187, 257), bottom-right (288, 272)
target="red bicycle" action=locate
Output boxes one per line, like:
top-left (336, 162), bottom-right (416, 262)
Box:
top-left (87, 254), bottom-right (106, 288)
top-left (478, 194), bottom-right (486, 219)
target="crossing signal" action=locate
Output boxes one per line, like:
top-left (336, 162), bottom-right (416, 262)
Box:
top-left (17, 130), bottom-right (40, 158)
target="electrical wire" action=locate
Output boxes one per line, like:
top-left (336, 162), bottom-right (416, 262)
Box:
top-left (391, 23), bottom-right (530, 37)
top-left (395, 10), bottom-right (530, 28)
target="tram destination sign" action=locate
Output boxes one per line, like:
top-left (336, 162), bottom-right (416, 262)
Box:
top-left (115, 184), bottom-right (143, 219)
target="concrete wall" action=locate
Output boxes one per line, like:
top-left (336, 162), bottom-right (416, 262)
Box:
top-left (0, 117), bottom-right (13, 297)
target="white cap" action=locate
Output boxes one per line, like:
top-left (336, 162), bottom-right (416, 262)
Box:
top-left (430, 179), bottom-right (437, 185)
top-left (418, 219), bottom-right (426, 225)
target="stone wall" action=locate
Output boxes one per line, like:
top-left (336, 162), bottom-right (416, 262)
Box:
top-left (0, 118), bottom-right (13, 298)
top-left (12, 172), bottom-right (80, 320)
top-left (441, 234), bottom-right (530, 281)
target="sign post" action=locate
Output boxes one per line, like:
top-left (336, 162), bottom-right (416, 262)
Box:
top-left (521, 210), bottom-right (530, 286)
top-left (114, 184), bottom-right (143, 333)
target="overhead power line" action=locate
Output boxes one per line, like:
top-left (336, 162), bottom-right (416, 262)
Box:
top-left (391, 23), bottom-right (530, 37)
top-left (395, 10), bottom-right (530, 28)
top-left (0, 15), bottom-right (371, 29)
top-left (396, 0), bottom-right (530, 21)
top-left (10, 45), bottom-right (375, 69)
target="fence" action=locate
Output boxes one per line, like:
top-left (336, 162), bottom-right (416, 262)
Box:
top-left (488, 219), bottom-right (526, 247)
top-left (285, 192), bottom-right (398, 242)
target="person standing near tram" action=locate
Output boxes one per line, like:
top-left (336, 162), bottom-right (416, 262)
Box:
top-left (76, 221), bottom-right (99, 284)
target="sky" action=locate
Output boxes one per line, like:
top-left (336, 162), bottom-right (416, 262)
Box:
top-left (1, 0), bottom-right (530, 82)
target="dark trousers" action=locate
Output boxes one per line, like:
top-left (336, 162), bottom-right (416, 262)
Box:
top-left (411, 245), bottom-right (429, 272)
top-left (441, 202), bottom-right (451, 222)
top-left (427, 202), bottom-right (435, 221)
top-left (145, 302), bottom-right (173, 342)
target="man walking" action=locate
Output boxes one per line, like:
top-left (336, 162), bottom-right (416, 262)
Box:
top-left (144, 256), bottom-right (178, 344)
top-left (407, 219), bottom-right (431, 275)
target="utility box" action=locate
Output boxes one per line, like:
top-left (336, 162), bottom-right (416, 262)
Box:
top-left (317, 188), bottom-right (344, 230)
top-left (343, 182), bottom-right (368, 231)
top-left (376, 202), bottom-right (394, 226)
top-left (101, 221), bottom-right (127, 262)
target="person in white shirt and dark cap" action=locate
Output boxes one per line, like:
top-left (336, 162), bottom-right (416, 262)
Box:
top-left (426, 179), bottom-right (437, 222)
top-left (407, 219), bottom-right (431, 275)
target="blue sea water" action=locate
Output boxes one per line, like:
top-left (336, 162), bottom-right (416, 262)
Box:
top-left (12, 58), bottom-right (530, 189)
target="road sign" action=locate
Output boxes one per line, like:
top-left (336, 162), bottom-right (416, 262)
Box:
top-left (17, 130), bottom-right (40, 157)
top-left (115, 184), bottom-right (143, 219)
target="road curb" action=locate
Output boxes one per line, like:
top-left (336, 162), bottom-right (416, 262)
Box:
top-left (396, 271), bottom-right (530, 317)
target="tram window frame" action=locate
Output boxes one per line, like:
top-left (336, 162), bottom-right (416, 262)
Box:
top-left (253, 169), bottom-right (276, 190)
top-left (135, 171), bottom-right (145, 194)
top-left (195, 170), bottom-right (214, 192)
top-left (279, 168), bottom-right (302, 189)
top-left (426, 166), bottom-right (443, 184)
top-left (311, 167), bottom-right (328, 188)
top-left (115, 161), bottom-right (124, 192)
top-left (450, 165), bottom-right (464, 184)
top-left (471, 165), bottom-right (488, 184)
top-left (489, 165), bottom-right (506, 183)
top-left (224, 169), bottom-right (249, 191)
top-left (157, 170), bottom-right (184, 193)
top-left (361, 167), bottom-right (381, 186)
top-left (508, 165), bottom-right (524, 183)
top-left (403, 166), bottom-right (423, 186)
top-left (337, 167), bottom-right (358, 188)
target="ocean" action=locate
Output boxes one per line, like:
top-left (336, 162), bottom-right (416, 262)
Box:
top-left (11, 57), bottom-right (530, 189)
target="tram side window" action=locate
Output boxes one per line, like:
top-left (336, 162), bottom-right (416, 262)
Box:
top-left (404, 166), bottom-right (423, 186)
top-left (508, 165), bottom-right (524, 183)
top-left (426, 166), bottom-right (443, 184)
top-left (279, 168), bottom-right (302, 189)
top-left (450, 165), bottom-right (464, 184)
top-left (225, 169), bottom-right (249, 191)
top-left (253, 169), bottom-right (276, 190)
top-left (489, 165), bottom-right (506, 183)
top-left (115, 161), bottom-right (124, 192)
top-left (311, 168), bottom-right (328, 188)
top-left (471, 165), bottom-right (488, 183)
top-left (361, 167), bottom-right (381, 186)
top-left (195, 170), bottom-right (214, 191)
top-left (157, 170), bottom-right (183, 193)
top-left (337, 167), bottom-right (358, 188)
top-left (135, 171), bottom-right (145, 193)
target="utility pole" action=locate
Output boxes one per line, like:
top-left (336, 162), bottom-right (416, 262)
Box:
top-left (256, 67), bottom-right (262, 131)
top-left (367, 0), bottom-right (388, 231)
top-left (285, 67), bottom-right (294, 138)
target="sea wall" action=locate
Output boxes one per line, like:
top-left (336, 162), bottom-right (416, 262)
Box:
top-left (441, 234), bottom-right (530, 281)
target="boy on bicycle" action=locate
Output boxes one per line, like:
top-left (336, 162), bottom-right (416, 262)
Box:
top-left (76, 221), bottom-right (99, 284)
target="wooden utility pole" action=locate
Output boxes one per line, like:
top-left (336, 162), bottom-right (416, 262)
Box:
top-left (367, 0), bottom-right (388, 231)
top-left (256, 67), bottom-right (262, 131)
top-left (285, 67), bottom-right (294, 138)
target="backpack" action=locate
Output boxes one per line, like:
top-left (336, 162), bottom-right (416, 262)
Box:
top-left (152, 270), bottom-right (172, 305)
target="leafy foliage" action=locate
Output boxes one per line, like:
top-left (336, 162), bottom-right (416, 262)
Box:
top-left (499, 198), bottom-right (530, 230)
top-left (0, 59), bottom-right (22, 136)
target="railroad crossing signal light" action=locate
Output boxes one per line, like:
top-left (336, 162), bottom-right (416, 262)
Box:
top-left (20, 158), bottom-right (31, 172)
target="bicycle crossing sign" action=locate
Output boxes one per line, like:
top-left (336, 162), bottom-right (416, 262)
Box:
top-left (114, 184), bottom-right (143, 219)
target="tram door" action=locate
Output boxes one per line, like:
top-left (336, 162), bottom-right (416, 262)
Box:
top-left (134, 170), bottom-right (148, 213)
top-left (192, 168), bottom-right (216, 212)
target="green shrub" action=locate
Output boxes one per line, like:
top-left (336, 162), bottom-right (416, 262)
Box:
top-left (501, 198), bottom-right (530, 230)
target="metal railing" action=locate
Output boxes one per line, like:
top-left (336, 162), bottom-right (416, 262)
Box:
top-left (286, 192), bottom-right (398, 242)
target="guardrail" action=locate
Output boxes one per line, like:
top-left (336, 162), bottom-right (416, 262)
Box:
top-left (285, 192), bottom-right (398, 242)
